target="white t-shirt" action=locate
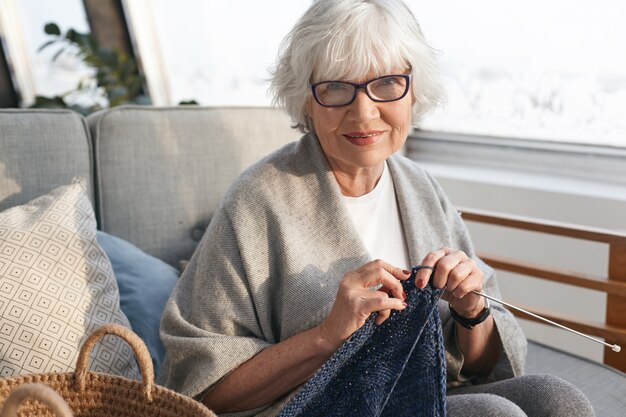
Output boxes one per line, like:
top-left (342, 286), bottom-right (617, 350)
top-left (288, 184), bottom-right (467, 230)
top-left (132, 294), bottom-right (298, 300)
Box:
top-left (342, 162), bottom-right (411, 270)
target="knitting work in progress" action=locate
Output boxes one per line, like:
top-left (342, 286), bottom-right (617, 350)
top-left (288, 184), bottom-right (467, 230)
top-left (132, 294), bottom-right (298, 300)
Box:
top-left (277, 267), bottom-right (447, 417)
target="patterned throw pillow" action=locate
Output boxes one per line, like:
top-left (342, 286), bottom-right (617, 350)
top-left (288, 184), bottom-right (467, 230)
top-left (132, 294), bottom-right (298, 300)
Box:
top-left (0, 178), bottom-right (140, 379)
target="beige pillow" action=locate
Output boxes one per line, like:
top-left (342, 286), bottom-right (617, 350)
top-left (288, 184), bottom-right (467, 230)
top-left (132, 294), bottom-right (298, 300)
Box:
top-left (0, 178), bottom-right (139, 379)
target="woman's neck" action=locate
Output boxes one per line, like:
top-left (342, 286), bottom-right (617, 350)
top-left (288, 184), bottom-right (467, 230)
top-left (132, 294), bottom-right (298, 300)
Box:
top-left (331, 162), bottom-right (385, 197)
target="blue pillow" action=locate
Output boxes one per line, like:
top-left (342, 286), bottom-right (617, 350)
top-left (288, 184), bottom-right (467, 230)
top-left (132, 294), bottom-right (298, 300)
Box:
top-left (96, 231), bottom-right (178, 373)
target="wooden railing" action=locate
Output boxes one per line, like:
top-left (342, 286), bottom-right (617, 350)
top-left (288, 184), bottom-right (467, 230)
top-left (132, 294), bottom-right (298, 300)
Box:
top-left (458, 206), bottom-right (626, 372)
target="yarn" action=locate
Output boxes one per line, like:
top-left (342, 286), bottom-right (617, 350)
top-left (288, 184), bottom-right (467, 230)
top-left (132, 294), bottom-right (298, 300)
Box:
top-left (278, 267), bottom-right (446, 417)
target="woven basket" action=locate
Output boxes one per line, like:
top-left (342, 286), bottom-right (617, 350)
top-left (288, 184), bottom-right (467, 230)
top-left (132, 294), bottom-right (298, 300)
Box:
top-left (0, 324), bottom-right (217, 417)
top-left (0, 384), bottom-right (73, 417)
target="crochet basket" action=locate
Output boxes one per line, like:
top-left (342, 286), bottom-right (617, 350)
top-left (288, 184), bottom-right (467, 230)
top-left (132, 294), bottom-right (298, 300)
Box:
top-left (0, 384), bottom-right (73, 417)
top-left (0, 324), bottom-right (217, 417)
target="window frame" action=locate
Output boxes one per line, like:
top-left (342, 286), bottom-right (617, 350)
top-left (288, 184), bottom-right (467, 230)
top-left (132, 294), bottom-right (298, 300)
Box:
top-left (407, 129), bottom-right (626, 201)
top-left (0, 0), bottom-right (37, 106)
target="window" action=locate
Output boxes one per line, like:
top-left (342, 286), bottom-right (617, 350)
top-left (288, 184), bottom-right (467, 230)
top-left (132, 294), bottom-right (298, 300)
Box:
top-left (5, 0), bottom-right (625, 148)
top-left (124, 0), bottom-right (312, 106)
top-left (0, 0), bottom-right (91, 106)
top-left (124, 0), bottom-right (626, 148)
top-left (409, 0), bottom-right (626, 148)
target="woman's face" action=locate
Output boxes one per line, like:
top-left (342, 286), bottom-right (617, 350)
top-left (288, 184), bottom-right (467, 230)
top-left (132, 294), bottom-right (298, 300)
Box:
top-left (307, 71), bottom-right (413, 174)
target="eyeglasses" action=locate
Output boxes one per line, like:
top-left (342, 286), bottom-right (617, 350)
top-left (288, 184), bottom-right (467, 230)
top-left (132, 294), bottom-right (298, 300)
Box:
top-left (310, 74), bottom-right (411, 107)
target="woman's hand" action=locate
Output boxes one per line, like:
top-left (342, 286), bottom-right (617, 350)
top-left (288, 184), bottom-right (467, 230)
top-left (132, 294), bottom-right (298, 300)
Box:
top-left (317, 259), bottom-right (410, 350)
top-left (415, 247), bottom-right (485, 318)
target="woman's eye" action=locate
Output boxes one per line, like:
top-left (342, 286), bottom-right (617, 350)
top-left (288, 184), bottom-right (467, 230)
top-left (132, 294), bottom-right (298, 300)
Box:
top-left (328, 82), bottom-right (349, 91)
top-left (379, 77), bottom-right (401, 86)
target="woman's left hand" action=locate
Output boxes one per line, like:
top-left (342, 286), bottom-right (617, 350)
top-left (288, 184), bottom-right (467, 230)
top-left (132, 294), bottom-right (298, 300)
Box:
top-left (415, 247), bottom-right (485, 317)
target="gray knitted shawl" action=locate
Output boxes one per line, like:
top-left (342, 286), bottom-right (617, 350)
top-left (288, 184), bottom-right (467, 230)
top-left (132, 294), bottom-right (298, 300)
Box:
top-left (158, 133), bottom-right (527, 417)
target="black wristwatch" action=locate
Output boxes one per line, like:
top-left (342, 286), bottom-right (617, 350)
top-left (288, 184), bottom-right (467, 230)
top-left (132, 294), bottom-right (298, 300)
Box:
top-left (449, 299), bottom-right (491, 330)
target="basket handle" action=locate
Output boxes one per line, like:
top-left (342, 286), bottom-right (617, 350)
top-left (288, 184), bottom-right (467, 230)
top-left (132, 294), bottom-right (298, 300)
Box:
top-left (0, 383), bottom-right (73, 417)
top-left (75, 324), bottom-right (154, 402)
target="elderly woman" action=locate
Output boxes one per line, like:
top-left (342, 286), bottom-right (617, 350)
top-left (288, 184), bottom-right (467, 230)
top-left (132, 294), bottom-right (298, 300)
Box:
top-left (158, 1), bottom-right (595, 416)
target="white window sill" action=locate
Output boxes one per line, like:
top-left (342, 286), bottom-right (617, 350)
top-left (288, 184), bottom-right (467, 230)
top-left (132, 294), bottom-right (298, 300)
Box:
top-left (407, 131), bottom-right (626, 203)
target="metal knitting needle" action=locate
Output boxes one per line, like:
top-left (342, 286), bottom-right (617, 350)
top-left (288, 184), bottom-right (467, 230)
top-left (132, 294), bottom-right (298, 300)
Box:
top-left (412, 265), bottom-right (621, 352)
top-left (471, 290), bottom-right (622, 353)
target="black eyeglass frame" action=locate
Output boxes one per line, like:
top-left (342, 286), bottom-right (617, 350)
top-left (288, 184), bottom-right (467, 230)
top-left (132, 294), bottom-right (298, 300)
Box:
top-left (310, 74), bottom-right (412, 108)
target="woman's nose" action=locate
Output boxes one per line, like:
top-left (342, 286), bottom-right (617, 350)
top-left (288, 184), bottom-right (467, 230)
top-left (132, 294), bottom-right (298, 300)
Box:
top-left (347, 89), bottom-right (379, 122)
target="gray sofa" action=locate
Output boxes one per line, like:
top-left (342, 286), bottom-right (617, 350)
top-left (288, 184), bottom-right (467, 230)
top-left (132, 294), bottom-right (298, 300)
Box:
top-left (1, 106), bottom-right (624, 415)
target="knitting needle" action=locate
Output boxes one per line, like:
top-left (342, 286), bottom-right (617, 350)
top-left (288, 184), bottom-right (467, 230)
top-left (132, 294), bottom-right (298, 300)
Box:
top-left (412, 265), bottom-right (621, 352)
top-left (471, 290), bottom-right (621, 353)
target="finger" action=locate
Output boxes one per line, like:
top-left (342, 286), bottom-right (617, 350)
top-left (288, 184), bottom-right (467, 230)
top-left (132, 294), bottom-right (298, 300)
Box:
top-left (451, 268), bottom-right (483, 299)
top-left (375, 309), bottom-right (390, 325)
top-left (377, 272), bottom-right (407, 301)
top-left (432, 250), bottom-right (469, 289)
top-left (363, 292), bottom-right (407, 316)
top-left (378, 284), bottom-right (409, 303)
top-left (378, 285), bottom-right (393, 296)
top-left (443, 259), bottom-right (474, 293)
top-left (416, 247), bottom-right (451, 288)
top-left (359, 262), bottom-right (407, 300)
top-left (364, 259), bottom-right (411, 281)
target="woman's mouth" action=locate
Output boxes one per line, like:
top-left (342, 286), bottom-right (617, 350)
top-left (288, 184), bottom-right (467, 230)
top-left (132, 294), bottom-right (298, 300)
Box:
top-left (342, 131), bottom-right (384, 146)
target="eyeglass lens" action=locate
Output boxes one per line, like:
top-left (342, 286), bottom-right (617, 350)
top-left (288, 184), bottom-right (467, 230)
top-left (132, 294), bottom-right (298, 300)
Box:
top-left (314, 75), bottom-right (408, 107)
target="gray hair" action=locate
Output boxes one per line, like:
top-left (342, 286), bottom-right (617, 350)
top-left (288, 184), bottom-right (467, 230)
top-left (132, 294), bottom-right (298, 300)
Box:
top-left (269, 0), bottom-right (445, 133)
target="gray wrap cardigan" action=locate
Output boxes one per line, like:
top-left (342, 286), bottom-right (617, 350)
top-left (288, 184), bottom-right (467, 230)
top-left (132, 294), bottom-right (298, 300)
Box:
top-left (158, 133), bottom-right (527, 417)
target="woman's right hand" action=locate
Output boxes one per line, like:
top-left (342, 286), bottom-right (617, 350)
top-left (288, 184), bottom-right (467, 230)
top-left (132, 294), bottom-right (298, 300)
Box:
top-left (317, 259), bottom-right (410, 350)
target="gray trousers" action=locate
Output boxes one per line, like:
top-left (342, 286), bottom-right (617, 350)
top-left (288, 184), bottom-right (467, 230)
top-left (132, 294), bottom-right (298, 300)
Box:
top-left (447, 374), bottom-right (595, 417)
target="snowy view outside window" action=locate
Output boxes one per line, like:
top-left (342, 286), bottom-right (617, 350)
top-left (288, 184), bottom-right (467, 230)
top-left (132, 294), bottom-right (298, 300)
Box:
top-left (413, 0), bottom-right (626, 148)
top-left (8, 0), bottom-right (626, 148)
top-left (147, 0), bottom-right (626, 148)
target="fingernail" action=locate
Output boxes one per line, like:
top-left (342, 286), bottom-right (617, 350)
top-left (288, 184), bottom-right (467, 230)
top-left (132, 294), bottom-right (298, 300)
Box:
top-left (402, 302), bottom-right (407, 307)
top-left (402, 269), bottom-right (411, 275)
top-left (417, 279), bottom-right (425, 288)
top-left (402, 291), bottom-right (407, 300)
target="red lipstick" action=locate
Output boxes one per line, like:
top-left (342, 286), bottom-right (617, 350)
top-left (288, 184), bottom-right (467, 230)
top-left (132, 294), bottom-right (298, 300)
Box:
top-left (342, 130), bottom-right (384, 146)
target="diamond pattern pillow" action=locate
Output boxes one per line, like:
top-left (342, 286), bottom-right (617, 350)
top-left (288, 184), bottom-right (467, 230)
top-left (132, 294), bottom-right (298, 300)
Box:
top-left (0, 178), bottom-right (140, 379)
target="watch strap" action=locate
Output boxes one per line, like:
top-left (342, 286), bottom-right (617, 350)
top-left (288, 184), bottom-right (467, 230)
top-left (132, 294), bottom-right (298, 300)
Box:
top-left (449, 302), bottom-right (491, 330)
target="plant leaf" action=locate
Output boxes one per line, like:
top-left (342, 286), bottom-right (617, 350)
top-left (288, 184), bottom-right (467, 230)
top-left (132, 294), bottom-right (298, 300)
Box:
top-left (66, 29), bottom-right (78, 43)
top-left (119, 59), bottom-right (133, 81)
top-left (52, 47), bottom-right (66, 62)
top-left (44, 23), bottom-right (61, 35)
top-left (128, 76), bottom-right (144, 97)
top-left (178, 99), bottom-right (199, 105)
top-left (108, 86), bottom-right (128, 103)
top-left (97, 47), bottom-right (118, 68)
top-left (133, 94), bottom-right (152, 105)
top-left (29, 95), bottom-right (68, 108)
top-left (37, 39), bottom-right (57, 52)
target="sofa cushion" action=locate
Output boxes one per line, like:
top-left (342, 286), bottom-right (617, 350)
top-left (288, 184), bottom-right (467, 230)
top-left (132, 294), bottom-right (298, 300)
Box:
top-left (0, 109), bottom-right (94, 212)
top-left (88, 106), bottom-right (300, 266)
top-left (96, 230), bottom-right (178, 372)
top-left (0, 178), bottom-right (139, 379)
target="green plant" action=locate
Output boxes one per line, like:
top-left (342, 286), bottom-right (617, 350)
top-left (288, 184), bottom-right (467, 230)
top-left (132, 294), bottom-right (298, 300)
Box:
top-left (31, 22), bottom-right (151, 115)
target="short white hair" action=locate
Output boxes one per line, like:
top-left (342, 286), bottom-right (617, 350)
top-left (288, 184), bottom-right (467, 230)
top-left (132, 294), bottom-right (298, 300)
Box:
top-left (270, 0), bottom-right (445, 133)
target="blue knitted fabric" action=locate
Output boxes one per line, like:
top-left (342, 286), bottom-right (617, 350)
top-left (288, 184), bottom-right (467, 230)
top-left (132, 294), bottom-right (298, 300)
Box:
top-left (277, 267), bottom-right (446, 417)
